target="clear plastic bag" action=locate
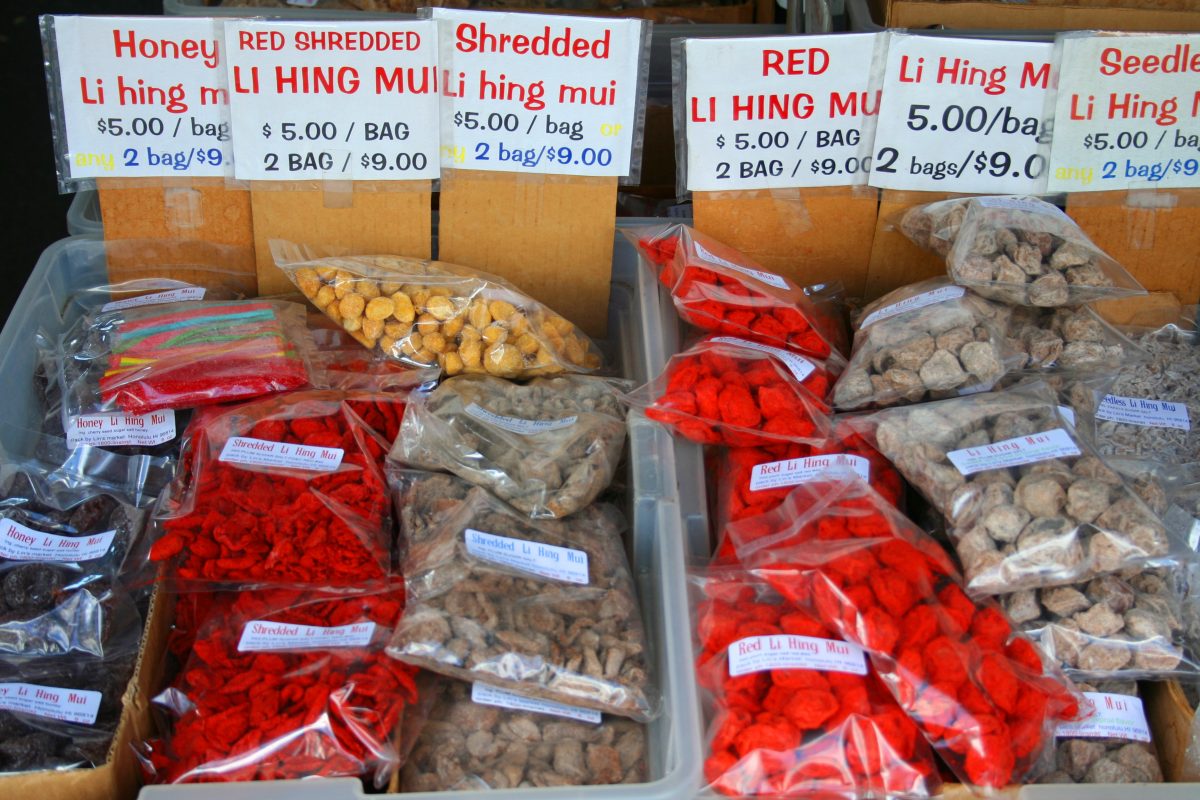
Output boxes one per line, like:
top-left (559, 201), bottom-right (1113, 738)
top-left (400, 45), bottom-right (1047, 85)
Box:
top-left (0, 651), bottom-right (136, 773)
top-left (0, 587), bottom-right (141, 664)
top-left (707, 424), bottom-right (903, 565)
top-left (138, 588), bottom-right (419, 787)
top-left (945, 197), bottom-right (1145, 307)
top-left (852, 383), bottom-right (1182, 595)
top-left (1089, 317), bottom-right (1200, 464)
top-left (1039, 681), bottom-right (1163, 784)
top-left (692, 569), bottom-right (941, 799)
top-left (58, 297), bottom-right (313, 415)
top-left (629, 223), bottom-right (847, 361)
top-left (145, 391), bottom-right (393, 590)
top-left (834, 278), bottom-right (1018, 410)
top-left (728, 478), bottom-right (1086, 793)
top-left (898, 197), bottom-right (973, 258)
top-left (401, 678), bottom-right (648, 791)
top-left (387, 488), bottom-right (656, 721)
top-left (1005, 306), bottom-right (1144, 373)
top-left (393, 374), bottom-right (629, 519)
top-left (273, 242), bottom-right (602, 379)
top-left (1002, 567), bottom-right (1199, 679)
top-left (629, 338), bottom-right (833, 448)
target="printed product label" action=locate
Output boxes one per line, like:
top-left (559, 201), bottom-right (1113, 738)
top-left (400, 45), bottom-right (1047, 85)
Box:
top-left (66, 409), bottom-right (176, 449)
top-left (0, 519), bottom-right (115, 562)
top-left (859, 286), bottom-right (966, 329)
top-left (728, 634), bottom-right (867, 677)
top-left (1058, 405), bottom-right (1077, 426)
top-left (464, 528), bottom-right (589, 585)
top-left (693, 241), bottom-right (789, 289)
top-left (471, 682), bottom-right (602, 724)
top-left (976, 196), bottom-right (1071, 220)
top-left (1057, 692), bottom-right (1151, 742)
top-left (101, 287), bottom-right (205, 312)
top-left (238, 620), bottom-right (376, 652)
top-left (219, 436), bottom-right (344, 472)
top-left (0, 682), bottom-right (102, 725)
top-left (947, 427), bottom-right (1081, 476)
top-left (708, 337), bottom-right (817, 382)
top-left (1096, 394), bottom-right (1191, 431)
top-left (465, 403), bottom-right (578, 435)
top-left (750, 454), bottom-right (870, 491)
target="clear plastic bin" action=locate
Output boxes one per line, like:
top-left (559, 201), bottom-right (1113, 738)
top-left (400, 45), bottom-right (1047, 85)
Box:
top-left (66, 190), bottom-right (102, 237)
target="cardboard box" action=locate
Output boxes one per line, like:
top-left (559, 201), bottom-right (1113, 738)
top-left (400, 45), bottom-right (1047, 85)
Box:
top-left (1147, 680), bottom-right (1197, 782)
top-left (874, 0), bottom-right (1200, 32)
top-left (0, 589), bottom-right (169, 800)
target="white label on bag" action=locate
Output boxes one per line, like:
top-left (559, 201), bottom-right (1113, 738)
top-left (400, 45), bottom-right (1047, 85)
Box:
top-left (693, 241), bottom-right (790, 289)
top-left (1057, 692), bottom-right (1151, 742)
top-left (708, 337), bottom-right (817, 382)
top-left (0, 682), bottom-right (102, 725)
top-left (858, 285), bottom-right (965, 329)
top-left (66, 409), bottom-right (176, 449)
top-left (464, 403), bottom-right (578, 435)
top-left (1058, 405), bottom-right (1077, 426)
top-left (728, 634), bottom-right (867, 677)
top-left (1096, 394), bottom-right (1191, 431)
top-left (749, 454), bottom-right (870, 491)
top-left (238, 620), bottom-right (376, 652)
top-left (101, 287), bottom-right (205, 312)
top-left (0, 520), bottom-right (115, 562)
top-left (471, 682), bottom-right (602, 724)
top-left (947, 427), bottom-right (1081, 476)
top-left (465, 528), bottom-right (589, 585)
top-left (219, 437), bottom-right (344, 472)
top-left (976, 196), bottom-right (1070, 220)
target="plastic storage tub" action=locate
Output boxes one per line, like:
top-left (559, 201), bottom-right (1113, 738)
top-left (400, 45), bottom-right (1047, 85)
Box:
top-left (66, 190), bottom-right (102, 237)
top-left (0, 229), bottom-right (704, 800)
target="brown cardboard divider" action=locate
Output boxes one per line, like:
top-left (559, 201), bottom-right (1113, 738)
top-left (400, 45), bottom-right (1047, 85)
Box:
top-left (98, 178), bottom-right (256, 290)
top-left (883, 0), bottom-right (1200, 32)
top-left (437, 169), bottom-right (617, 339)
top-left (693, 186), bottom-right (879, 299)
top-left (1146, 680), bottom-right (1197, 782)
top-left (1068, 190), bottom-right (1200, 308)
top-left (864, 188), bottom-right (959, 300)
top-left (251, 180), bottom-right (434, 297)
top-left (0, 587), bottom-right (170, 800)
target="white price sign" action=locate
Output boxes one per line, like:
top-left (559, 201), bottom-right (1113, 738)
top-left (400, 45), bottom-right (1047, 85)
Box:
top-left (44, 16), bottom-right (231, 185)
top-left (682, 34), bottom-right (881, 191)
top-left (870, 35), bottom-right (1053, 192)
top-left (224, 20), bottom-right (440, 181)
top-left (1047, 33), bottom-right (1200, 192)
top-left (431, 10), bottom-right (646, 177)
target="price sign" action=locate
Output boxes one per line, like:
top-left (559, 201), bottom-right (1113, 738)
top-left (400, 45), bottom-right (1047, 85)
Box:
top-left (224, 20), bottom-right (439, 181)
top-left (43, 16), bottom-right (231, 186)
top-left (682, 34), bottom-right (881, 191)
top-left (431, 9), bottom-right (646, 177)
top-left (1047, 33), bottom-right (1200, 192)
top-left (869, 35), bottom-right (1053, 192)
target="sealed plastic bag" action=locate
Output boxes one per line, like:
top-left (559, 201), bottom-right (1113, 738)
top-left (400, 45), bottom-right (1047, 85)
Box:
top-left (58, 297), bottom-right (312, 415)
top-left (728, 478), bottom-right (1085, 793)
top-left (273, 242), bottom-right (602, 378)
top-left (1040, 681), bottom-right (1163, 783)
top-left (0, 651), bottom-right (136, 773)
top-left (387, 488), bottom-right (655, 721)
top-left (146, 391), bottom-right (393, 589)
top-left (833, 279), bottom-right (1017, 411)
top-left (853, 383), bottom-right (1179, 595)
top-left (693, 569), bottom-right (940, 799)
top-left (945, 197), bottom-right (1145, 307)
top-left (630, 224), bottom-right (847, 360)
top-left (1006, 306), bottom-right (1143, 373)
top-left (631, 338), bottom-right (833, 448)
top-left (1003, 567), bottom-right (1198, 678)
top-left (707, 425), bottom-right (903, 565)
top-left (139, 588), bottom-right (419, 786)
top-left (394, 374), bottom-right (628, 519)
top-left (402, 678), bottom-right (647, 790)
top-left (898, 197), bottom-right (973, 258)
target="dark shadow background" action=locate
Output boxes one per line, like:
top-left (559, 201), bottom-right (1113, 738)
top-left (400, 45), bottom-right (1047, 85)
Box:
top-left (1, 1), bottom-right (161, 324)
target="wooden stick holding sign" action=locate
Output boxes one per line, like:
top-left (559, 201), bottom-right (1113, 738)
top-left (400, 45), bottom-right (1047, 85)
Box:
top-left (223, 19), bottom-right (439, 296)
top-left (682, 34), bottom-right (884, 298)
top-left (431, 10), bottom-right (648, 339)
top-left (43, 16), bottom-right (254, 288)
